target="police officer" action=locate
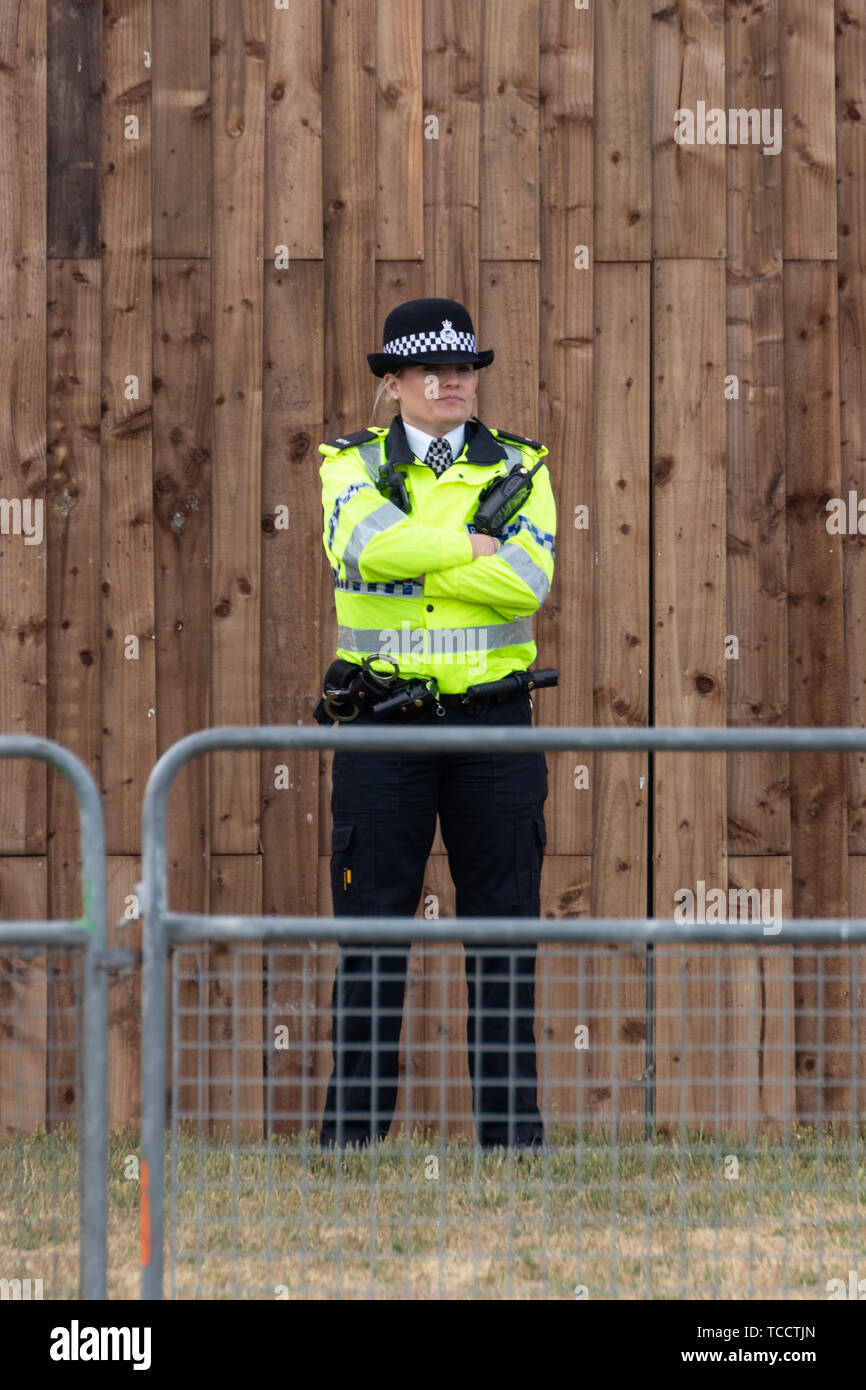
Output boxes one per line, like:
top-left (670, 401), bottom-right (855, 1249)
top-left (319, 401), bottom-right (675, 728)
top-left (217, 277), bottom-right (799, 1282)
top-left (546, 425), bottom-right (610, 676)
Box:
top-left (315, 297), bottom-right (557, 1152)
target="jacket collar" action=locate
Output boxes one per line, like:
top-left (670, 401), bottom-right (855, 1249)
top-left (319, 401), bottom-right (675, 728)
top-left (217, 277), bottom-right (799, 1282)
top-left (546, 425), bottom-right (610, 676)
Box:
top-left (384, 413), bottom-right (508, 467)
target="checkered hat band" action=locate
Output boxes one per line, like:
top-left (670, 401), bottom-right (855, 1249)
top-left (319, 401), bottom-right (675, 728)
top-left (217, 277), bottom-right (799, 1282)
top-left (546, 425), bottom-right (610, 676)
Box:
top-left (383, 329), bottom-right (477, 356)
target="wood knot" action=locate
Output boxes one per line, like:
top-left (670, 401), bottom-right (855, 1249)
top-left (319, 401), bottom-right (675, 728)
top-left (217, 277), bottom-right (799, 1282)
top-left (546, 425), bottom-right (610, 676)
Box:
top-left (653, 455), bottom-right (674, 484)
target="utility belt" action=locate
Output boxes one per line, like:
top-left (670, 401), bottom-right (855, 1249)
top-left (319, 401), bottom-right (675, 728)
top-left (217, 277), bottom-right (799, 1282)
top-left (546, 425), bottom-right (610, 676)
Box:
top-left (313, 654), bottom-right (559, 725)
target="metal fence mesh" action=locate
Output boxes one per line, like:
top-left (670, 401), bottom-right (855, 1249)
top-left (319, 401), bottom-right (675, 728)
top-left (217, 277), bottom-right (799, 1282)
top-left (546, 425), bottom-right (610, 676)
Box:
top-left (163, 940), bottom-right (866, 1299)
top-left (0, 947), bottom-right (85, 1301)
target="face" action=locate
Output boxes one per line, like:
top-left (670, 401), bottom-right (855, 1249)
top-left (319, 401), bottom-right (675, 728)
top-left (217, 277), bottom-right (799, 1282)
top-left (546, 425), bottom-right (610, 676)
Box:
top-left (383, 362), bottom-right (478, 436)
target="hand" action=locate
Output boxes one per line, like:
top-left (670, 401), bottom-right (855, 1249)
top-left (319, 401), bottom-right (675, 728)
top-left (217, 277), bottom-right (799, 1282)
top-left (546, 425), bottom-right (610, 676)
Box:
top-left (414, 574), bottom-right (425, 584)
top-left (469, 533), bottom-right (500, 558)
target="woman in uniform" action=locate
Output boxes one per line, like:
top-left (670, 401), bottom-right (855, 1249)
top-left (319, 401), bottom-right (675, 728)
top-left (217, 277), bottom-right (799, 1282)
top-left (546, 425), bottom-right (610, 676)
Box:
top-left (315, 297), bottom-right (557, 1153)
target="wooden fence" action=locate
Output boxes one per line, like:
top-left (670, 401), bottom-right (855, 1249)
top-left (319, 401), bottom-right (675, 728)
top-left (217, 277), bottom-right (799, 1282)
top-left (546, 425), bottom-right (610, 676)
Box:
top-left (1, 0), bottom-right (865, 1139)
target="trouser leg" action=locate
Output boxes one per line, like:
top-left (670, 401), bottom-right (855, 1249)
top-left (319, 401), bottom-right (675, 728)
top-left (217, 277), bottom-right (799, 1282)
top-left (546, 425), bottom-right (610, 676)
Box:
top-left (465, 942), bottom-right (542, 1148)
top-left (437, 691), bottom-right (548, 1148)
top-left (320, 734), bottom-right (437, 1148)
top-left (321, 943), bottom-right (410, 1147)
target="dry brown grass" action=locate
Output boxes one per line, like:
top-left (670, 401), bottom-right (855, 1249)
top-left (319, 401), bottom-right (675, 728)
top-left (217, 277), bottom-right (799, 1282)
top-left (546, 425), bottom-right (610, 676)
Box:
top-left (1, 1123), bottom-right (864, 1299)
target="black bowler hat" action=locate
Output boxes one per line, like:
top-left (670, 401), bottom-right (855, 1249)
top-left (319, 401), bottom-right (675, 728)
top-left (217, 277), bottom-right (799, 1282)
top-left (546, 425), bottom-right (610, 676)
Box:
top-left (367, 297), bottom-right (494, 377)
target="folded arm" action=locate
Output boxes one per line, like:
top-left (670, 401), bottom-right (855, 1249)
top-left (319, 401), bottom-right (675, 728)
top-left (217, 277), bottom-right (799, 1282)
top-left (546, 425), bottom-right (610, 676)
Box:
top-left (320, 455), bottom-right (473, 581)
top-left (422, 464), bottom-right (556, 618)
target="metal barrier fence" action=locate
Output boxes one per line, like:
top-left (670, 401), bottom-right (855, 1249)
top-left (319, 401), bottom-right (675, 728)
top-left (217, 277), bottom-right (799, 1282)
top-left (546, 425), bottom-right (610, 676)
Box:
top-left (140, 725), bottom-right (866, 1299)
top-left (0, 737), bottom-right (108, 1301)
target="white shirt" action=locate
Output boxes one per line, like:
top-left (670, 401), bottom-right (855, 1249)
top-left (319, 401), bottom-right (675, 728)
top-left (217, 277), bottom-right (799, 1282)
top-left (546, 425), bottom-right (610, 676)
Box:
top-left (402, 418), bottom-right (465, 468)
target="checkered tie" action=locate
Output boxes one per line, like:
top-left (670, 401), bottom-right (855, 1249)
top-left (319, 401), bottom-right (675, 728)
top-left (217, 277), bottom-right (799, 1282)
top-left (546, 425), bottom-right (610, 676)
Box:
top-left (425, 437), bottom-right (453, 477)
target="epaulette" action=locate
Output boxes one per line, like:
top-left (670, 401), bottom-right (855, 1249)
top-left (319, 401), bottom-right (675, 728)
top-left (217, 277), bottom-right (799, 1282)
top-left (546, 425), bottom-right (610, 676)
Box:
top-left (491, 426), bottom-right (544, 450)
top-left (321, 428), bottom-right (384, 451)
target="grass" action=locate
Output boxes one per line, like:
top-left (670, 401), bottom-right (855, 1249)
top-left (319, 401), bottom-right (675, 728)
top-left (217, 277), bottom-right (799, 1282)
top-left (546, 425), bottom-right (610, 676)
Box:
top-left (1, 1122), bottom-right (865, 1299)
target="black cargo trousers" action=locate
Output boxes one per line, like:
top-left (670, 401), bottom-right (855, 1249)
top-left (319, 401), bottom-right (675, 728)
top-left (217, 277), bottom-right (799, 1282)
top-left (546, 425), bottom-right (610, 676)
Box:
top-left (320, 687), bottom-right (548, 1151)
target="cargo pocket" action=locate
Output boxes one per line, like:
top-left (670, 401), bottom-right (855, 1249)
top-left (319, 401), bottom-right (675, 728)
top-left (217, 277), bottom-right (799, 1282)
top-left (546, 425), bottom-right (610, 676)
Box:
top-left (513, 811), bottom-right (548, 908)
top-left (490, 702), bottom-right (548, 805)
top-left (331, 820), bottom-right (355, 856)
top-left (330, 820), bottom-right (363, 914)
top-left (492, 750), bottom-right (549, 805)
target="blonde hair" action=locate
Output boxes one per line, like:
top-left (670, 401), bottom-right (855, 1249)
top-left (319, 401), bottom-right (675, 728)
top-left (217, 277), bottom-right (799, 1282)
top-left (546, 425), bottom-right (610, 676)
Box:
top-left (367, 367), bottom-right (403, 428)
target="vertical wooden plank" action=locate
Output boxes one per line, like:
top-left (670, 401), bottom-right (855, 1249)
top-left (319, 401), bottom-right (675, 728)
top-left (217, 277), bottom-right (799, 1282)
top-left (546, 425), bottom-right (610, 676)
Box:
top-left (210, 0), bottom-right (266, 854)
top-left (725, 856), bottom-right (795, 1138)
top-left (847, 857), bottom-right (866, 1122)
top-left (653, 259), bottom-right (727, 1134)
top-left (374, 264), bottom-right (428, 362)
top-left (318, 0), bottom-right (376, 985)
top-left (46, 258), bottom-right (102, 1126)
top-left (265, 941), bottom-right (321, 1138)
top-left (480, 0), bottom-right (539, 260)
top-left (0, 0), bottom-right (47, 851)
top-left (652, 0), bottom-right (726, 259)
top-left (725, 0), bottom-right (789, 858)
top-left (537, 0), bottom-right (593, 859)
top-left (594, 0), bottom-right (651, 262)
top-left (785, 264), bottom-right (849, 1120)
top-left (169, 945), bottom-right (210, 1135)
top-left (153, 0), bottom-right (211, 258)
top-left (262, 259), bottom-right (323, 1134)
top-left (376, 0), bottom-right (423, 262)
top-left (369, 264), bottom-right (427, 435)
top-left (591, 263), bottom-right (650, 1136)
top-left (101, 0), bottom-right (155, 852)
top-left (47, 0), bottom-right (101, 258)
top-left (836, 0), bottom-right (865, 1127)
top-left (837, 3), bottom-right (866, 852)
top-left (209, 856), bottom-right (263, 1140)
top-left (106, 856), bottom-right (141, 1127)
top-left (535, 857), bottom-right (592, 1134)
top-left (45, 7), bottom-right (98, 1129)
top-left (152, 259), bottom-right (213, 1119)
top-left (478, 262), bottom-right (539, 434)
top-left (265, 0), bottom-right (322, 262)
top-left (152, 261), bottom-right (212, 874)
top-left (422, 0), bottom-right (481, 306)
top-left (781, 0), bottom-right (837, 260)
top-left (0, 860), bottom-right (47, 1136)
top-left (722, 5), bottom-right (794, 1140)
top-left (322, 0), bottom-right (375, 438)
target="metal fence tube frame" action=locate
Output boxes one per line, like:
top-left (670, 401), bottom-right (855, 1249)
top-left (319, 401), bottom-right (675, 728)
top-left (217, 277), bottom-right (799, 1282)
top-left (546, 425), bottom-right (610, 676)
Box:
top-left (0, 736), bottom-right (107, 1300)
top-left (161, 912), bottom-right (866, 946)
top-left (139, 723), bottom-right (866, 1299)
top-left (0, 924), bottom-right (91, 947)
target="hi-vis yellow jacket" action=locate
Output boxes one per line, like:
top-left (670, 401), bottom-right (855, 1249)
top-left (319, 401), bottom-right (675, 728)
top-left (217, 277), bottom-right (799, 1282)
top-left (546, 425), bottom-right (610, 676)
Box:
top-left (318, 413), bottom-right (556, 694)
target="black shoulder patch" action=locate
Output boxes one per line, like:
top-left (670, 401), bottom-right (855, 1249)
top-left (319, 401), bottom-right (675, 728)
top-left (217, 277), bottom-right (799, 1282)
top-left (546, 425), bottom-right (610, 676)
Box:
top-left (492, 427), bottom-right (543, 450)
top-left (322, 428), bottom-right (381, 450)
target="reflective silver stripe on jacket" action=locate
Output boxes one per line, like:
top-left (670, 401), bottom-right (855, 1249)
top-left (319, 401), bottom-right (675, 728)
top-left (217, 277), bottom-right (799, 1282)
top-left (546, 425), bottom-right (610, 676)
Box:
top-left (336, 617), bottom-right (534, 653)
top-left (498, 442), bottom-right (524, 469)
top-left (497, 543), bottom-right (550, 602)
top-left (342, 498), bottom-right (409, 581)
top-left (357, 441), bottom-right (383, 479)
top-left (337, 440), bottom-right (402, 580)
